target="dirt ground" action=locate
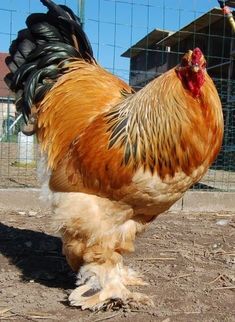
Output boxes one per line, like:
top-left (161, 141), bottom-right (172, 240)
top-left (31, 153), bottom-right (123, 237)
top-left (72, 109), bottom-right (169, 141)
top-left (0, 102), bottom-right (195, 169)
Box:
top-left (0, 208), bottom-right (234, 322)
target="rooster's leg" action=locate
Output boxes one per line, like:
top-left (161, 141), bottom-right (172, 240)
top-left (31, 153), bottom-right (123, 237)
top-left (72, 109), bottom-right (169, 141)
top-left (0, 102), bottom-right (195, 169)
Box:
top-left (52, 192), bottom-right (152, 310)
top-left (68, 220), bottom-right (151, 310)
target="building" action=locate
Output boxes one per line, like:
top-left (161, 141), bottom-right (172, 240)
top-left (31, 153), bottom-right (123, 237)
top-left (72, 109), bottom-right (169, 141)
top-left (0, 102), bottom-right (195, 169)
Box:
top-left (0, 53), bottom-right (15, 138)
top-left (122, 4), bottom-right (235, 171)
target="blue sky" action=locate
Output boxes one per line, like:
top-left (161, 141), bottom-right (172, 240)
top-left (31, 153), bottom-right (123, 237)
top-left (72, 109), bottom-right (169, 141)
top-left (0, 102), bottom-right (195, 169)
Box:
top-left (0, 0), bottom-right (220, 82)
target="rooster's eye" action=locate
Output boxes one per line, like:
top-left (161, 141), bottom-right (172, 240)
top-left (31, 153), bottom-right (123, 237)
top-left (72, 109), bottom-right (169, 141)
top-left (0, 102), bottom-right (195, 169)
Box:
top-left (202, 62), bottom-right (207, 69)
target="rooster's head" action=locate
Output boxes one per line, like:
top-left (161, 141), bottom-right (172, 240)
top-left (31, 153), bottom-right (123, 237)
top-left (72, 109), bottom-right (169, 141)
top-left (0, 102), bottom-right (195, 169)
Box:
top-left (176, 48), bottom-right (207, 97)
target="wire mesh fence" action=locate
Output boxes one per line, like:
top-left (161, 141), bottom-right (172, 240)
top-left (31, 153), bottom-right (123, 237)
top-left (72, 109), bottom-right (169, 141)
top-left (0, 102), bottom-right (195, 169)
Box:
top-left (0, 0), bottom-right (234, 191)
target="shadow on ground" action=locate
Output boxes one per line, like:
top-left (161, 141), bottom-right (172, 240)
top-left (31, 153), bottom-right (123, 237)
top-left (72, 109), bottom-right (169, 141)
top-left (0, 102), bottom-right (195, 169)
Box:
top-left (0, 223), bottom-right (75, 289)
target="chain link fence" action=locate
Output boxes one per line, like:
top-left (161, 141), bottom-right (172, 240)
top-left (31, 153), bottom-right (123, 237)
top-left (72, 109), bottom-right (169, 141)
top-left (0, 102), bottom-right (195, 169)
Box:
top-left (0, 0), bottom-right (234, 191)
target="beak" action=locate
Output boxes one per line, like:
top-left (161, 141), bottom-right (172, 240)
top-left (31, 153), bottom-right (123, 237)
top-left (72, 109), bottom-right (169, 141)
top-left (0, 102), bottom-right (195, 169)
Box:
top-left (191, 64), bottom-right (200, 73)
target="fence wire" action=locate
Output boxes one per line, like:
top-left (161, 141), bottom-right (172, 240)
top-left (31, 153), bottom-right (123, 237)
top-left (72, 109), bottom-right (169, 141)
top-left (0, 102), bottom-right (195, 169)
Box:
top-left (0, 0), bottom-right (234, 191)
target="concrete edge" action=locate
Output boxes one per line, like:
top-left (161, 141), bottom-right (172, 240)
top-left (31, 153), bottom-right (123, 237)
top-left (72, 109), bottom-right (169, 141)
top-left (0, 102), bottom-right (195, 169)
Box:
top-left (0, 188), bottom-right (234, 212)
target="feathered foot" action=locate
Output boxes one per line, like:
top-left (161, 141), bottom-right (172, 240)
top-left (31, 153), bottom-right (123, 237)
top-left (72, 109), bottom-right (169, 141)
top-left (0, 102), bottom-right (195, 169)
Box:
top-left (69, 281), bottom-right (153, 311)
top-left (68, 264), bottom-right (153, 311)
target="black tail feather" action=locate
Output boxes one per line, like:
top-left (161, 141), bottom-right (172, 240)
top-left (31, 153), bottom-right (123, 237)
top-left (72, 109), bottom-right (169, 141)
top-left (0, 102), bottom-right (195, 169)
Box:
top-left (5, 0), bottom-right (94, 122)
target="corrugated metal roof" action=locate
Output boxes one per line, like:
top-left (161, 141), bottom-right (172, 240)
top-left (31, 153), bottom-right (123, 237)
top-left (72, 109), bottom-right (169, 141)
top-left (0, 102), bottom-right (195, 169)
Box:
top-left (122, 7), bottom-right (234, 57)
top-left (121, 29), bottom-right (172, 58)
top-left (156, 8), bottom-right (227, 47)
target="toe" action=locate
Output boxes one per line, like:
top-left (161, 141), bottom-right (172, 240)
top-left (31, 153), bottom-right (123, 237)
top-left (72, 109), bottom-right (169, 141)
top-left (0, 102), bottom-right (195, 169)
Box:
top-left (69, 284), bottom-right (91, 306)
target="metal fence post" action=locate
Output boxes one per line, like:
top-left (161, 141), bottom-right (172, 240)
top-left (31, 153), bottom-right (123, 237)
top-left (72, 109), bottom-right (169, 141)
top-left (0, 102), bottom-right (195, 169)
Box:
top-left (78, 0), bottom-right (85, 29)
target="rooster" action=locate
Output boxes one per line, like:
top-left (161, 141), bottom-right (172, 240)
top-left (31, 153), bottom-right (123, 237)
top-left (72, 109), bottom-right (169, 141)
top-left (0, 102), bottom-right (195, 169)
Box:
top-left (5, 0), bottom-right (223, 310)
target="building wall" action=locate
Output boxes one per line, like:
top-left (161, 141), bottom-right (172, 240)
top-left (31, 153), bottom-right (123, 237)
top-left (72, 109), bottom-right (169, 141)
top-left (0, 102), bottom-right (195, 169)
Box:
top-left (130, 44), bottom-right (169, 89)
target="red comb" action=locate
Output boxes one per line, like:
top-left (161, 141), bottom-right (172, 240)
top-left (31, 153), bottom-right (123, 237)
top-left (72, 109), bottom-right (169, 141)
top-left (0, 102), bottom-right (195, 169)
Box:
top-left (192, 48), bottom-right (203, 64)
